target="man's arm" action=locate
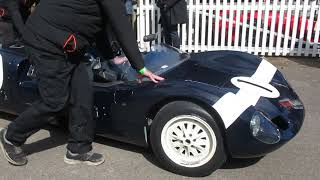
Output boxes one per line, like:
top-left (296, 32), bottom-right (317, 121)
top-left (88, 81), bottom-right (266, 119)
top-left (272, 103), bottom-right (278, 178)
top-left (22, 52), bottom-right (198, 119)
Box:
top-left (96, 0), bottom-right (144, 71)
top-left (96, 0), bottom-right (164, 83)
top-left (4, 0), bottom-right (24, 35)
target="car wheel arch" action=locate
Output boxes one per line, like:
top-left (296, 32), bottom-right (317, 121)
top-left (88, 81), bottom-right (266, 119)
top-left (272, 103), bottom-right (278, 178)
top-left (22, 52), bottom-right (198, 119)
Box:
top-left (145, 96), bottom-right (230, 153)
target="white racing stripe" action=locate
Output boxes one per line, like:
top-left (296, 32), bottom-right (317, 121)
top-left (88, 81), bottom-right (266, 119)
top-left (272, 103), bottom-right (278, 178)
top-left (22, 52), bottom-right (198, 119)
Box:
top-left (213, 59), bottom-right (280, 129)
top-left (251, 60), bottom-right (277, 83)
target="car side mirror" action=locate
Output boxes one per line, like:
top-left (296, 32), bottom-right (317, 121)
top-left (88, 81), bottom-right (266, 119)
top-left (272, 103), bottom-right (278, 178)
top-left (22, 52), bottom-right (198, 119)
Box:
top-left (143, 34), bottom-right (158, 51)
top-left (143, 34), bottom-right (158, 42)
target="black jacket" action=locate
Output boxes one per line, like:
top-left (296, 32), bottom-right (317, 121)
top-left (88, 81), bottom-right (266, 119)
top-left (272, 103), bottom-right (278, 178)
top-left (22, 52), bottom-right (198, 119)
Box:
top-left (0, 0), bottom-right (37, 35)
top-left (95, 25), bottom-right (122, 60)
top-left (23, 0), bottom-right (144, 71)
top-left (157, 0), bottom-right (188, 25)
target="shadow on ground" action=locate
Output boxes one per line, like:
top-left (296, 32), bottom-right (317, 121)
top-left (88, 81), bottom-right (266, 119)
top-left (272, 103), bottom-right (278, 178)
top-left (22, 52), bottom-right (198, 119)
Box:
top-left (288, 57), bottom-right (320, 68)
top-left (221, 157), bottom-right (264, 169)
top-left (1, 112), bottom-right (261, 174)
top-left (285, 40), bottom-right (320, 68)
top-left (23, 128), bottom-right (68, 155)
top-left (96, 135), bottom-right (262, 171)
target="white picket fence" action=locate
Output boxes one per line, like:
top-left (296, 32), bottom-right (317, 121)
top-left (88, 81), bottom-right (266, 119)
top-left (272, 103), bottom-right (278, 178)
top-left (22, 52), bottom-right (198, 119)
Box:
top-left (136, 0), bottom-right (320, 57)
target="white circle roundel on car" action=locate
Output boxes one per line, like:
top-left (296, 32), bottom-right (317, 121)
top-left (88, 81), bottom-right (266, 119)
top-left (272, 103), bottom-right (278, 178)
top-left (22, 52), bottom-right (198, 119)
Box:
top-left (231, 76), bottom-right (280, 98)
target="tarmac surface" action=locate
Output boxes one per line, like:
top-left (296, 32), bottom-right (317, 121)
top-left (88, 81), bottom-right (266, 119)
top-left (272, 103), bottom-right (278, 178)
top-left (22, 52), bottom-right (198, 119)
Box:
top-left (0, 56), bottom-right (319, 180)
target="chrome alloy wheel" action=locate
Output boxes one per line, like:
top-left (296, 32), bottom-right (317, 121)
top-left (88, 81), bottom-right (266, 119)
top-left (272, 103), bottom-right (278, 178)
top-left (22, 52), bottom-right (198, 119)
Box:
top-left (161, 115), bottom-right (217, 168)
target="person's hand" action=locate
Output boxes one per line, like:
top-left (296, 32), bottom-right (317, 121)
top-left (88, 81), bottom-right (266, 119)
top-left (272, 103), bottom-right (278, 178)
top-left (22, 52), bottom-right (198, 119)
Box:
top-left (113, 56), bottom-right (128, 64)
top-left (140, 69), bottom-right (165, 83)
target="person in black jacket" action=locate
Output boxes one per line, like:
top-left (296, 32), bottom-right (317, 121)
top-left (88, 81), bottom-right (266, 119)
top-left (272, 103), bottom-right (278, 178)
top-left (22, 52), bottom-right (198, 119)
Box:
top-left (0, 0), bottom-right (164, 166)
top-left (0, 0), bottom-right (38, 47)
top-left (157, 0), bottom-right (188, 48)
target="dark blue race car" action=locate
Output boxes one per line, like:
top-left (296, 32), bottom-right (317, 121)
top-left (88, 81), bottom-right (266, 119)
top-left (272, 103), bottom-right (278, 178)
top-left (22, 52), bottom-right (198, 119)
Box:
top-left (0, 44), bottom-right (304, 176)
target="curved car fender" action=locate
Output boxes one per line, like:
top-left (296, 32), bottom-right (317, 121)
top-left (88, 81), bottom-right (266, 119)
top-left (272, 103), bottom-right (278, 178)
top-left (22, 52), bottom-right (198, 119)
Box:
top-left (136, 80), bottom-right (227, 124)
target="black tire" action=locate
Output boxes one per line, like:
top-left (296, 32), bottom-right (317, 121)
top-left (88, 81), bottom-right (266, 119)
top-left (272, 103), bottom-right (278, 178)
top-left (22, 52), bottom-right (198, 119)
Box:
top-left (150, 101), bottom-right (227, 177)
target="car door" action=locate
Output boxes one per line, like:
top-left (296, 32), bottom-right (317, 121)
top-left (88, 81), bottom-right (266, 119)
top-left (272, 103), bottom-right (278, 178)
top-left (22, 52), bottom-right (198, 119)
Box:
top-left (0, 50), bottom-right (37, 113)
top-left (16, 62), bottom-right (39, 112)
top-left (92, 82), bottom-right (124, 136)
top-left (0, 52), bottom-right (12, 110)
top-left (93, 81), bottom-right (145, 144)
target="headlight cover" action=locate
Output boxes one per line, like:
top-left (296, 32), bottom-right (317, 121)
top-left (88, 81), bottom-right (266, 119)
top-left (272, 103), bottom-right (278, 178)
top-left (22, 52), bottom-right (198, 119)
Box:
top-left (250, 111), bottom-right (281, 144)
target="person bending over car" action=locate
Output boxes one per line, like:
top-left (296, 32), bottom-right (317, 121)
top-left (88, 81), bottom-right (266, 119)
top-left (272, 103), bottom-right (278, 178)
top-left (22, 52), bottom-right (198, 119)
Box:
top-left (0, 0), bottom-right (164, 166)
top-left (0, 0), bottom-right (39, 48)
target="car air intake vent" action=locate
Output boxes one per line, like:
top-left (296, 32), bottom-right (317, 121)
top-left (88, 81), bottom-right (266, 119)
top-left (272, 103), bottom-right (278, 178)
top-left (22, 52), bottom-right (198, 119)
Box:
top-left (271, 117), bottom-right (289, 130)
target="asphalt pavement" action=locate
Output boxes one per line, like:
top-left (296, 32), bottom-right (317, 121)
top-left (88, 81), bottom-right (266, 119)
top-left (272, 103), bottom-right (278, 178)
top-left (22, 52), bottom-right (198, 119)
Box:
top-left (0, 56), bottom-right (319, 180)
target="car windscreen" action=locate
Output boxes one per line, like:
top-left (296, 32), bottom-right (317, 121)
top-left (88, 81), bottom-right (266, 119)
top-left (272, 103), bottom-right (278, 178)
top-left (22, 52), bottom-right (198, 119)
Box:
top-left (114, 44), bottom-right (189, 81)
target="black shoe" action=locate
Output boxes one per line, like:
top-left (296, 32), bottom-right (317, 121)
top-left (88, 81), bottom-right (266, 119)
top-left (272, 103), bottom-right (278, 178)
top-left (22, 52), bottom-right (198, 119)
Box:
top-left (64, 150), bottom-right (105, 166)
top-left (0, 128), bottom-right (27, 166)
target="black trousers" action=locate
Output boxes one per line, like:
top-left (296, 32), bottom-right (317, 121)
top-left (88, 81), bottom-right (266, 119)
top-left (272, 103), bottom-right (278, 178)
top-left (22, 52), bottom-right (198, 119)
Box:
top-left (0, 22), bottom-right (17, 48)
top-left (161, 23), bottom-right (180, 49)
top-left (160, 15), bottom-right (180, 49)
top-left (6, 43), bottom-right (94, 154)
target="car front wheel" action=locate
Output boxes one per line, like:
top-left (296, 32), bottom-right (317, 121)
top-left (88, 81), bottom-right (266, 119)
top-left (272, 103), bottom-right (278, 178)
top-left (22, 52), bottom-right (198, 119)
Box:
top-left (150, 101), bottom-right (226, 177)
